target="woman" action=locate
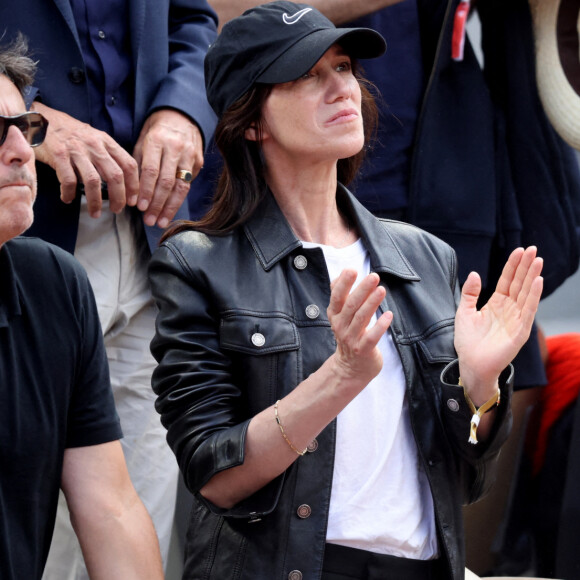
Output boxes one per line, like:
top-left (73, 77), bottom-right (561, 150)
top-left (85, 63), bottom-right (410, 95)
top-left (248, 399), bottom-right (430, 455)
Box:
top-left (149, 3), bottom-right (544, 579)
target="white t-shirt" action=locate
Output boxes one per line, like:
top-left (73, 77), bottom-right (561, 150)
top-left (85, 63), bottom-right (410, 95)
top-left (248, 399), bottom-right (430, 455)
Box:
top-left (301, 238), bottom-right (438, 560)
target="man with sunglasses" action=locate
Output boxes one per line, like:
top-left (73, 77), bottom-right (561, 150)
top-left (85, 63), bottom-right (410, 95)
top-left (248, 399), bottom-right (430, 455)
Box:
top-left (0, 36), bottom-right (164, 580)
top-left (0, 2), bottom-right (218, 575)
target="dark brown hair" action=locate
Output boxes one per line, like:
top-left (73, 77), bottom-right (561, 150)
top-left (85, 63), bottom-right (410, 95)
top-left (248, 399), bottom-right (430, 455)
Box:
top-left (163, 65), bottom-right (378, 240)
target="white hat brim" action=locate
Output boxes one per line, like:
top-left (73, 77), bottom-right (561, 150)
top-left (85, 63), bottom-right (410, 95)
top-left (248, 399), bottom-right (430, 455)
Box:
top-left (530, 0), bottom-right (580, 150)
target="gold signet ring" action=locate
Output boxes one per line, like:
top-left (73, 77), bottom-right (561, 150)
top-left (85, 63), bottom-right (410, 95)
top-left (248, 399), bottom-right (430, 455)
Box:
top-left (176, 169), bottom-right (193, 183)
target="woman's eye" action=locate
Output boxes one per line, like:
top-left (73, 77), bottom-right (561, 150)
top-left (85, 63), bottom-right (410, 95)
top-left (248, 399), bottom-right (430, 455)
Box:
top-left (337, 61), bottom-right (352, 72)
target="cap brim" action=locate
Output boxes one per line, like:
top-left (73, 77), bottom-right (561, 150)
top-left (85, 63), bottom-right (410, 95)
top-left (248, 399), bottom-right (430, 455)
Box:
top-left (256, 27), bottom-right (386, 85)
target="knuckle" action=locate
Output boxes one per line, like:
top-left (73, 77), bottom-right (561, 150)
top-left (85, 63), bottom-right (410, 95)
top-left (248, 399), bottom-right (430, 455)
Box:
top-left (106, 169), bottom-right (125, 186)
top-left (122, 156), bottom-right (139, 173)
top-left (140, 165), bottom-right (158, 181)
top-left (84, 174), bottom-right (102, 188)
top-left (158, 176), bottom-right (175, 192)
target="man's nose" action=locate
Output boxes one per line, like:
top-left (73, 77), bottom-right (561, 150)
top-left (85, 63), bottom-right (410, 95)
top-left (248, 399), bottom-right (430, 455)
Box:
top-left (1, 125), bottom-right (34, 165)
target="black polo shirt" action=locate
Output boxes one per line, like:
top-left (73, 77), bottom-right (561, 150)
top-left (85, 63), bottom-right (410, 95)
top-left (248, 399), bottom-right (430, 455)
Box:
top-left (0, 237), bottom-right (122, 579)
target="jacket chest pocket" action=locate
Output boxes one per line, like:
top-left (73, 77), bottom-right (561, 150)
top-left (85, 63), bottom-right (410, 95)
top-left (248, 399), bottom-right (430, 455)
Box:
top-left (220, 312), bottom-right (301, 413)
top-left (415, 321), bottom-right (456, 366)
top-left (409, 321), bottom-right (457, 404)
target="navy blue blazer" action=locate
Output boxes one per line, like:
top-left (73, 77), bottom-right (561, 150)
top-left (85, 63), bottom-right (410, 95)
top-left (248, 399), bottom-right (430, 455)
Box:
top-left (0, 0), bottom-right (218, 252)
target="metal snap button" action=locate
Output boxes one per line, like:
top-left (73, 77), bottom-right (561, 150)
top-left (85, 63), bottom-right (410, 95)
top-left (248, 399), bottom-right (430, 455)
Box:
top-left (98, 30), bottom-right (106, 39)
top-left (447, 399), bottom-right (460, 412)
top-left (297, 504), bottom-right (312, 519)
top-left (251, 332), bottom-right (266, 347)
top-left (305, 304), bottom-right (320, 319)
top-left (294, 255), bottom-right (307, 270)
top-left (288, 572), bottom-right (303, 580)
top-left (306, 439), bottom-right (318, 453)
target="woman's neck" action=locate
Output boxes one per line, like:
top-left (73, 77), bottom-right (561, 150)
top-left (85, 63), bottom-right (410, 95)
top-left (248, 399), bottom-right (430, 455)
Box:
top-left (266, 164), bottom-right (354, 248)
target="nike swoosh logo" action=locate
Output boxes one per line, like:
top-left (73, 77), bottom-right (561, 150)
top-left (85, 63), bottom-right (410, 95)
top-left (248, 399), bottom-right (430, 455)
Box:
top-left (282, 7), bottom-right (312, 24)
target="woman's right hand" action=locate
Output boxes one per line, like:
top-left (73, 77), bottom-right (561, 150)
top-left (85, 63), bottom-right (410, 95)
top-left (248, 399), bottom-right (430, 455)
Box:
top-left (327, 270), bottom-right (393, 389)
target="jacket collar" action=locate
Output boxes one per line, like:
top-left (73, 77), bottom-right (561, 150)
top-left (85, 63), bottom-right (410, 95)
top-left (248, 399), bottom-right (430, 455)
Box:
top-left (244, 184), bottom-right (420, 281)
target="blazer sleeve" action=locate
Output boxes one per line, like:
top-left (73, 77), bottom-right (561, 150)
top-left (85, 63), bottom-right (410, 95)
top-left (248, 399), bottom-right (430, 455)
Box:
top-left (147, 0), bottom-right (218, 148)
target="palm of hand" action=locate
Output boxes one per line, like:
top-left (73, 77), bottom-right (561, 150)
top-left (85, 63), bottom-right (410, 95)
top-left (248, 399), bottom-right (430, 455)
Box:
top-left (455, 290), bottom-right (526, 383)
top-left (453, 247), bottom-right (543, 388)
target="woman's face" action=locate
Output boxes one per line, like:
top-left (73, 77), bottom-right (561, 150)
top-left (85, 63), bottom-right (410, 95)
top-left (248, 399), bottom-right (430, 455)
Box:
top-left (255, 45), bottom-right (364, 168)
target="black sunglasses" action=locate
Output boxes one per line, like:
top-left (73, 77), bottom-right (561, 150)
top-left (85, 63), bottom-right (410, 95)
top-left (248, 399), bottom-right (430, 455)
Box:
top-left (0, 112), bottom-right (49, 147)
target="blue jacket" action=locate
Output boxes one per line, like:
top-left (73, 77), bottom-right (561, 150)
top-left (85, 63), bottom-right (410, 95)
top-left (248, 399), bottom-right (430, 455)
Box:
top-left (0, 0), bottom-right (218, 252)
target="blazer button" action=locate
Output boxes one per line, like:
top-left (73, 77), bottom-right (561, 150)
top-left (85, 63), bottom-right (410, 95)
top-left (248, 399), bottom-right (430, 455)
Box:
top-left (294, 255), bottom-right (308, 270)
top-left (288, 572), bottom-right (303, 580)
top-left (251, 332), bottom-right (266, 347)
top-left (68, 67), bottom-right (86, 84)
top-left (306, 439), bottom-right (318, 453)
top-left (297, 504), bottom-right (312, 519)
top-left (305, 304), bottom-right (320, 319)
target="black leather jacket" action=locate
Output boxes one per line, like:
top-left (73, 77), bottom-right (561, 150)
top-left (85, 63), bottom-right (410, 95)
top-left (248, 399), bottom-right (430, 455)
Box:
top-left (149, 185), bottom-right (513, 580)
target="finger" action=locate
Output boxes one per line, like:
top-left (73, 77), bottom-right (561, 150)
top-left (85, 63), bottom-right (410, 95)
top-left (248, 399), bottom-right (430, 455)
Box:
top-left (507, 246), bottom-right (538, 302)
top-left (147, 149), bottom-right (196, 227)
top-left (52, 153), bottom-right (78, 204)
top-left (143, 152), bottom-right (181, 227)
top-left (495, 247), bottom-right (525, 296)
top-left (327, 270), bottom-right (358, 320)
top-left (137, 139), bottom-right (163, 213)
top-left (457, 271), bottom-right (481, 314)
top-left (515, 255), bottom-right (544, 310)
top-left (336, 273), bottom-right (382, 329)
top-left (154, 149), bottom-right (203, 227)
top-left (347, 285), bottom-right (387, 338)
top-left (360, 310), bottom-right (393, 349)
top-left (68, 156), bottom-right (103, 218)
top-left (154, 182), bottom-right (190, 228)
top-left (106, 145), bottom-right (140, 211)
top-left (90, 158), bottom-right (125, 215)
top-left (520, 276), bottom-right (544, 331)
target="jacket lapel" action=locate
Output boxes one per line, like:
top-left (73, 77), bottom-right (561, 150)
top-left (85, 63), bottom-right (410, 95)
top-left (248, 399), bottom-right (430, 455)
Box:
top-left (128, 0), bottom-right (146, 67)
top-left (52, 0), bottom-right (81, 45)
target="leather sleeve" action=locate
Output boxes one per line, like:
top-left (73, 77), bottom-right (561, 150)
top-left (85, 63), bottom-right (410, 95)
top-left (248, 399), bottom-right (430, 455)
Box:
top-left (440, 359), bottom-right (514, 504)
top-left (149, 241), bottom-right (247, 487)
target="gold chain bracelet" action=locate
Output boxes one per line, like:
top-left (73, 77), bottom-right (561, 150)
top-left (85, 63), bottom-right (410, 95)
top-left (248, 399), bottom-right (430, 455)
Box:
top-left (274, 400), bottom-right (307, 456)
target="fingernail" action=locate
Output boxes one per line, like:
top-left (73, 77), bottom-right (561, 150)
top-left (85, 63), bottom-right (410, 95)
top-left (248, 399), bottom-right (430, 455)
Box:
top-left (91, 210), bottom-right (101, 219)
top-left (128, 195), bottom-right (138, 206)
top-left (145, 214), bottom-right (156, 227)
top-left (138, 199), bottom-right (149, 211)
top-left (158, 217), bottom-right (169, 229)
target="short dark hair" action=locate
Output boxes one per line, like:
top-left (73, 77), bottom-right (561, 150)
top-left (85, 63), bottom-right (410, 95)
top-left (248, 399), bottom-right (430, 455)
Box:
top-left (0, 32), bottom-right (36, 96)
top-left (163, 63), bottom-right (379, 240)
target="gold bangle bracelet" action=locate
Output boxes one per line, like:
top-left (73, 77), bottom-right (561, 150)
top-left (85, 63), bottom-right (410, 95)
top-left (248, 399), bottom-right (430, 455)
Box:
top-left (274, 400), bottom-right (307, 456)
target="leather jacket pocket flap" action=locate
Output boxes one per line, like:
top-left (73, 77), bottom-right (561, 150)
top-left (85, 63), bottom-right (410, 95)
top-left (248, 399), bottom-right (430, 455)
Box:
top-left (416, 322), bottom-right (456, 364)
top-left (220, 313), bottom-right (299, 356)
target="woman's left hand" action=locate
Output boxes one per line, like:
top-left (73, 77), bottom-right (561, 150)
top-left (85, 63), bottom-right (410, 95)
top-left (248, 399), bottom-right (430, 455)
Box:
top-left (454, 246), bottom-right (543, 403)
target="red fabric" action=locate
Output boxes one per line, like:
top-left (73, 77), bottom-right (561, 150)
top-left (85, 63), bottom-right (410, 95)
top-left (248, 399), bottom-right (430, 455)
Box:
top-left (532, 333), bottom-right (580, 476)
top-left (451, 1), bottom-right (470, 61)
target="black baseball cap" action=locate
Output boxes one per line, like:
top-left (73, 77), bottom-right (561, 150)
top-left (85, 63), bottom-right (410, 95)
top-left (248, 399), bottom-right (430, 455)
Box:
top-left (204, 1), bottom-right (387, 118)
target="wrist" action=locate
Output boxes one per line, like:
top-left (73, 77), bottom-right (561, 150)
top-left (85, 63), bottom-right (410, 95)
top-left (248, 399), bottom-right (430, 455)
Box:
top-left (457, 366), bottom-right (500, 407)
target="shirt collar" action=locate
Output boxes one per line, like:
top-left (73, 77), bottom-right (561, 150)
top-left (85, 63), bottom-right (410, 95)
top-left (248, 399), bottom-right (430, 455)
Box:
top-left (244, 183), bottom-right (420, 281)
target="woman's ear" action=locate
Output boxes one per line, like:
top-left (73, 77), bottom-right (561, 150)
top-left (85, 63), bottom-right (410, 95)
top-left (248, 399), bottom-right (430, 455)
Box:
top-left (245, 125), bottom-right (259, 141)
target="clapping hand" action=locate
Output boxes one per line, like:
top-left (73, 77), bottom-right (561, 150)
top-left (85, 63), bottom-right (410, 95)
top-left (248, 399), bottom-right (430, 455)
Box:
top-left (454, 246), bottom-right (543, 405)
